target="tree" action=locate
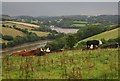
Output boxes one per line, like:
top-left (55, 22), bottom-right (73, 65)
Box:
top-left (45, 36), bottom-right (66, 51)
top-left (7, 41), bottom-right (15, 47)
top-left (76, 25), bottom-right (104, 40)
top-left (66, 35), bottom-right (76, 49)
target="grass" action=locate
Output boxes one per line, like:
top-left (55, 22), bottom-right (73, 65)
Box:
top-left (2, 27), bottom-right (25, 38)
top-left (2, 22), bottom-right (49, 37)
top-left (75, 28), bottom-right (119, 47)
top-left (3, 22), bottom-right (33, 30)
top-left (2, 48), bottom-right (118, 79)
top-left (31, 31), bottom-right (50, 37)
top-left (71, 24), bottom-right (86, 27)
top-left (73, 21), bottom-right (88, 24)
top-left (71, 23), bottom-right (101, 27)
top-left (5, 21), bottom-right (40, 28)
top-left (1, 39), bottom-right (9, 43)
top-left (82, 28), bottom-right (119, 41)
top-left (0, 21), bottom-right (50, 44)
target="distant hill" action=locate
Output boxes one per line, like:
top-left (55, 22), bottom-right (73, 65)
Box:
top-left (75, 28), bottom-right (119, 47)
top-left (1, 21), bottom-right (49, 43)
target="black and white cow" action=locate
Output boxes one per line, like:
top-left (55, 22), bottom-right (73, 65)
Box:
top-left (86, 40), bottom-right (102, 49)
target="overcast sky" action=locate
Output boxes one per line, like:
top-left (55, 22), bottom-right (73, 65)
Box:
top-left (1, 0), bottom-right (119, 2)
top-left (2, 2), bottom-right (118, 17)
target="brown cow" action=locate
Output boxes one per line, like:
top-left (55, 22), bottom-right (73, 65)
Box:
top-left (11, 50), bottom-right (26, 56)
top-left (11, 48), bottom-right (41, 56)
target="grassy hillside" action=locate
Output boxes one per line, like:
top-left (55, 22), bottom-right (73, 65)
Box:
top-left (82, 28), bottom-right (119, 41)
top-left (75, 28), bottom-right (119, 47)
top-left (3, 22), bottom-right (33, 30)
top-left (2, 21), bottom-right (49, 37)
top-left (5, 21), bottom-right (40, 28)
top-left (2, 21), bottom-right (49, 36)
top-left (1, 21), bottom-right (50, 43)
top-left (2, 27), bottom-right (25, 37)
top-left (31, 31), bottom-right (49, 37)
top-left (2, 48), bottom-right (118, 79)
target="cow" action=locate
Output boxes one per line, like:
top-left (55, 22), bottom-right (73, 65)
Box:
top-left (45, 48), bottom-right (50, 53)
top-left (86, 40), bottom-right (102, 49)
top-left (11, 50), bottom-right (26, 56)
top-left (36, 48), bottom-right (45, 56)
top-left (11, 48), bottom-right (41, 56)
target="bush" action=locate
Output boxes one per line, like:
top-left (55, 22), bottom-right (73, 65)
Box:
top-left (2, 35), bottom-right (13, 41)
top-left (7, 41), bottom-right (15, 47)
top-left (3, 32), bottom-right (40, 48)
top-left (2, 43), bottom-right (6, 49)
top-left (2, 24), bottom-right (6, 27)
top-left (66, 35), bottom-right (77, 49)
top-left (45, 36), bottom-right (66, 51)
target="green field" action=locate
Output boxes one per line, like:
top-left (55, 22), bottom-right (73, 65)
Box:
top-left (75, 28), bottom-right (119, 47)
top-left (2, 48), bottom-right (118, 79)
top-left (71, 24), bottom-right (86, 27)
top-left (2, 22), bottom-right (49, 37)
top-left (1, 21), bottom-right (50, 43)
top-left (31, 31), bottom-right (49, 37)
top-left (2, 27), bottom-right (25, 38)
top-left (73, 21), bottom-right (88, 24)
top-left (82, 28), bottom-right (119, 41)
top-left (5, 21), bottom-right (40, 28)
top-left (3, 22), bottom-right (33, 30)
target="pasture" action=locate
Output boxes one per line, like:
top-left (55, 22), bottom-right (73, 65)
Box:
top-left (2, 48), bottom-right (118, 79)
top-left (2, 21), bottom-right (49, 37)
top-left (75, 28), bottom-right (119, 48)
top-left (2, 27), bottom-right (25, 38)
top-left (31, 31), bottom-right (49, 37)
top-left (3, 22), bottom-right (33, 30)
top-left (5, 21), bottom-right (40, 28)
top-left (81, 28), bottom-right (119, 41)
top-left (71, 24), bottom-right (86, 27)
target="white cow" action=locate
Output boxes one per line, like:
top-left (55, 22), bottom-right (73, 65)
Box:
top-left (46, 48), bottom-right (50, 53)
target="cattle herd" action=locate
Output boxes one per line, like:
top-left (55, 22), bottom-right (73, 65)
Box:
top-left (11, 40), bottom-right (120, 56)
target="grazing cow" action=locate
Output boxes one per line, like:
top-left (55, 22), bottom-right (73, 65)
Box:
top-left (11, 48), bottom-right (41, 56)
top-left (11, 50), bottom-right (26, 56)
top-left (86, 40), bottom-right (102, 49)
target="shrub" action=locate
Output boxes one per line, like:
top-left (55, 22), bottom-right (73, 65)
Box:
top-left (2, 35), bottom-right (13, 41)
top-left (2, 43), bottom-right (6, 49)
